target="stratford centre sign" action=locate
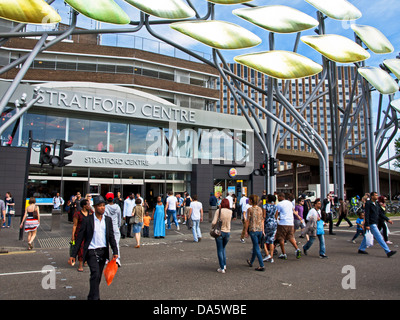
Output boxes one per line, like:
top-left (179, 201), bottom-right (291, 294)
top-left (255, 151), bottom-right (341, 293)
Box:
top-left (34, 87), bottom-right (196, 124)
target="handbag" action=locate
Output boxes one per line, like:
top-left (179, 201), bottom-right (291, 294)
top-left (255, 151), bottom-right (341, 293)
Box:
top-left (210, 208), bottom-right (222, 238)
top-left (186, 217), bottom-right (193, 230)
top-left (9, 210), bottom-right (15, 215)
top-left (120, 223), bottom-right (127, 238)
top-left (365, 230), bottom-right (374, 247)
top-left (316, 219), bottom-right (325, 235)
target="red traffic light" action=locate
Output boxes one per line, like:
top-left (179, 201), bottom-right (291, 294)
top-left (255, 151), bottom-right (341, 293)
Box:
top-left (39, 144), bottom-right (52, 164)
top-left (261, 163), bottom-right (267, 169)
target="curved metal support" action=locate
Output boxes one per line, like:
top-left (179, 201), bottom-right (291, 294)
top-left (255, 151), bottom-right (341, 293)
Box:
top-left (0, 88), bottom-right (41, 137)
top-left (274, 78), bottom-right (330, 196)
top-left (0, 9), bottom-right (78, 76)
top-left (0, 34), bottom-right (47, 116)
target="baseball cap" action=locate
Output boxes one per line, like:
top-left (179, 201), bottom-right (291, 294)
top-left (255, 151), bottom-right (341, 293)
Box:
top-left (105, 192), bottom-right (114, 200)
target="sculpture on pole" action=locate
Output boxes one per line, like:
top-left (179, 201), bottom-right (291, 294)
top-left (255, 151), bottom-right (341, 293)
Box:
top-left (0, 0), bottom-right (398, 197)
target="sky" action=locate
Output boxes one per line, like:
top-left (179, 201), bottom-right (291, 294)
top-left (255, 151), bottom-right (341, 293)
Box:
top-left (42, 0), bottom-right (400, 168)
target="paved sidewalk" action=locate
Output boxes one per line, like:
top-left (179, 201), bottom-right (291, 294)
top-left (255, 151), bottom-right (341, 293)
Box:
top-left (2, 212), bottom-right (398, 254)
top-left (0, 213), bottom-right (72, 253)
top-left (0, 212), bottom-right (218, 253)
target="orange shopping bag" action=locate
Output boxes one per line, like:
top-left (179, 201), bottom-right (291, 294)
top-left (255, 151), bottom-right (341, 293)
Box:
top-left (103, 258), bottom-right (118, 286)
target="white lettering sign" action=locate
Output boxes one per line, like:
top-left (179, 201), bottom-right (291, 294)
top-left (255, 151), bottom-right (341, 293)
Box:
top-left (37, 89), bottom-right (196, 124)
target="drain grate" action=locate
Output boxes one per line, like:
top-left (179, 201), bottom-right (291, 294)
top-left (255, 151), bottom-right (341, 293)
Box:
top-left (37, 237), bottom-right (71, 249)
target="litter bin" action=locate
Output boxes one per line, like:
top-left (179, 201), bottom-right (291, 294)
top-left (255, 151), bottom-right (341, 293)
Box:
top-left (209, 206), bottom-right (217, 222)
top-left (51, 209), bottom-right (62, 231)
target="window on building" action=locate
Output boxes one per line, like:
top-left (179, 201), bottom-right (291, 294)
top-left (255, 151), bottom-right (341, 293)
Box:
top-left (69, 118), bottom-right (90, 151)
top-left (109, 122), bottom-right (127, 153)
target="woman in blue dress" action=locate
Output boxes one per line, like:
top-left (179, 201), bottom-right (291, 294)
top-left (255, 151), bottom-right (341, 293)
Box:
top-left (263, 194), bottom-right (278, 263)
top-left (153, 196), bottom-right (165, 238)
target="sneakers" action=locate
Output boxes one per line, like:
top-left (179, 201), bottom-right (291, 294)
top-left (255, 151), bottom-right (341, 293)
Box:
top-left (217, 268), bottom-right (226, 274)
top-left (319, 254), bottom-right (328, 259)
top-left (358, 249), bottom-right (368, 254)
top-left (263, 255), bottom-right (271, 262)
top-left (302, 246), bottom-right (308, 256)
top-left (277, 251), bottom-right (301, 259)
top-left (387, 251), bottom-right (397, 258)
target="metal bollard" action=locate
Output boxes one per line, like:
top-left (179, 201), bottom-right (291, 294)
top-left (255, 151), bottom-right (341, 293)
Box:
top-left (51, 209), bottom-right (61, 231)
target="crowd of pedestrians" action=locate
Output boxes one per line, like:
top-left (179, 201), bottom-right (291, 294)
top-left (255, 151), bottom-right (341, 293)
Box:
top-left (208, 189), bottom-right (397, 274)
top-left (2, 185), bottom-right (395, 300)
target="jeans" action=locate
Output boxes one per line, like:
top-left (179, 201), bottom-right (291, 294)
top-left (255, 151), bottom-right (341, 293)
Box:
top-left (352, 229), bottom-right (364, 241)
top-left (249, 231), bottom-right (264, 267)
top-left (303, 234), bottom-right (326, 256)
top-left (3, 212), bottom-right (12, 227)
top-left (166, 209), bottom-right (179, 229)
top-left (192, 219), bottom-right (202, 242)
top-left (359, 224), bottom-right (390, 253)
top-left (215, 232), bottom-right (230, 269)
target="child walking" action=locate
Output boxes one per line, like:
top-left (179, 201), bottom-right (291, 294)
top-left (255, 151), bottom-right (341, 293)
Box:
top-left (351, 212), bottom-right (364, 243)
top-left (143, 211), bottom-right (151, 238)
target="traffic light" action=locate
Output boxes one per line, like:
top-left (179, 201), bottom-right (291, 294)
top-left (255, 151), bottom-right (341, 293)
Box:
top-left (260, 161), bottom-right (268, 176)
top-left (58, 140), bottom-right (73, 166)
top-left (39, 144), bottom-right (52, 165)
top-left (269, 157), bottom-right (278, 176)
top-left (253, 162), bottom-right (268, 176)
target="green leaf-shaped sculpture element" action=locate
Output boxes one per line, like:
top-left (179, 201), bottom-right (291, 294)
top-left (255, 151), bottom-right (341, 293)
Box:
top-left (301, 34), bottom-right (370, 63)
top-left (390, 99), bottom-right (400, 112)
top-left (305, 0), bottom-right (362, 21)
top-left (207, 0), bottom-right (254, 4)
top-left (233, 5), bottom-right (319, 34)
top-left (234, 51), bottom-right (323, 80)
top-left (170, 20), bottom-right (262, 49)
top-left (358, 66), bottom-right (398, 95)
top-left (384, 59), bottom-right (400, 80)
top-left (351, 25), bottom-right (394, 54)
top-left (0, 0), bottom-right (61, 24)
top-left (124, 0), bottom-right (195, 19)
top-left (65, 0), bottom-right (130, 24)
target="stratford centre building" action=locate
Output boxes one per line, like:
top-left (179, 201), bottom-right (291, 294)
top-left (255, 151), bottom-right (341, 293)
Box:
top-left (0, 80), bottom-right (264, 213)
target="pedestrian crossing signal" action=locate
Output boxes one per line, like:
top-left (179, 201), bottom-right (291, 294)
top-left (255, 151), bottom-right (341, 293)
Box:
top-left (39, 144), bottom-right (52, 165)
top-left (253, 162), bottom-right (268, 176)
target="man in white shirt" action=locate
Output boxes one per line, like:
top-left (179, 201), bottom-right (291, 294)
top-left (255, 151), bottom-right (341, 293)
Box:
top-left (68, 196), bottom-right (118, 300)
top-left (303, 198), bottom-right (327, 258)
top-left (123, 192), bottom-right (136, 238)
top-left (226, 193), bottom-right (233, 209)
top-left (239, 194), bottom-right (248, 220)
top-left (165, 191), bottom-right (179, 230)
top-left (189, 195), bottom-right (203, 242)
top-left (136, 193), bottom-right (144, 206)
top-left (53, 192), bottom-right (64, 209)
top-left (275, 193), bottom-right (301, 260)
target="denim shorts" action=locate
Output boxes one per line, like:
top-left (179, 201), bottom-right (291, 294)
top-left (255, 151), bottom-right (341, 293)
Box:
top-left (132, 222), bottom-right (143, 234)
